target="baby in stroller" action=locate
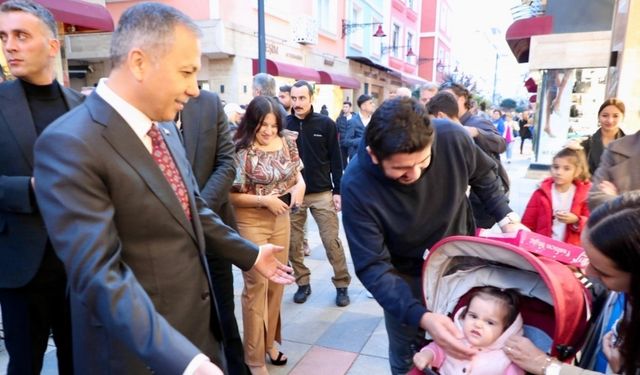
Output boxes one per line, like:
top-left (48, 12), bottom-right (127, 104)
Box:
top-left (410, 235), bottom-right (591, 375)
top-left (412, 286), bottom-right (525, 375)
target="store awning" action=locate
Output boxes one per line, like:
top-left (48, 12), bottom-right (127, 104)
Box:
top-left (318, 71), bottom-right (360, 89)
top-left (401, 72), bottom-right (426, 86)
top-left (252, 59), bottom-right (321, 82)
top-left (505, 15), bottom-right (553, 63)
top-left (0, 0), bottom-right (115, 32)
top-left (346, 56), bottom-right (393, 73)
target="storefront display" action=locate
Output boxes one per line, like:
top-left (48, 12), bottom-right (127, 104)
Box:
top-left (534, 67), bottom-right (607, 165)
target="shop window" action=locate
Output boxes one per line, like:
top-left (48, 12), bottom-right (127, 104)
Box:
top-left (316, 0), bottom-right (337, 34)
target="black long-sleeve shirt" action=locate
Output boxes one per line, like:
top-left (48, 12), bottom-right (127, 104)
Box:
top-left (286, 108), bottom-right (343, 194)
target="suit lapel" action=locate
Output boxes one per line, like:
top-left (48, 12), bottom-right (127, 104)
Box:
top-left (180, 97), bottom-right (201, 165)
top-left (61, 86), bottom-right (84, 109)
top-left (87, 94), bottom-right (197, 240)
top-left (0, 80), bottom-right (38, 167)
top-left (159, 122), bottom-right (202, 237)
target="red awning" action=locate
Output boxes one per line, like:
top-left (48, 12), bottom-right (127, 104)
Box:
top-left (0, 0), bottom-right (114, 32)
top-left (252, 59), bottom-right (321, 82)
top-left (505, 15), bottom-right (553, 63)
top-left (318, 71), bottom-right (360, 89)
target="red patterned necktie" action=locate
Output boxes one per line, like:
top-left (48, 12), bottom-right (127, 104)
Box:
top-left (148, 123), bottom-right (191, 219)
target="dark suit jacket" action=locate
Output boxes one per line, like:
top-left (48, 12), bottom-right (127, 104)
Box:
top-left (0, 79), bottom-right (84, 288)
top-left (342, 113), bottom-right (366, 160)
top-left (33, 93), bottom-right (259, 374)
top-left (181, 90), bottom-right (236, 228)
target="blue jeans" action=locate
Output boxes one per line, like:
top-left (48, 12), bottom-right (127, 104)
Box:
top-left (383, 274), bottom-right (426, 375)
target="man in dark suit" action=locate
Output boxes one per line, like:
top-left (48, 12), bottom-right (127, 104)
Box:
top-left (179, 90), bottom-right (249, 375)
top-left (33, 4), bottom-right (293, 374)
top-left (0, 1), bottom-right (82, 373)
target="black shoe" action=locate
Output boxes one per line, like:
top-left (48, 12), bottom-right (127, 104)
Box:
top-left (293, 284), bottom-right (311, 304)
top-left (336, 287), bottom-right (350, 307)
top-left (267, 351), bottom-right (288, 366)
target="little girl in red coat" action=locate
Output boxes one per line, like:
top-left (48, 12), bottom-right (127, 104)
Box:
top-left (522, 147), bottom-right (592, 246)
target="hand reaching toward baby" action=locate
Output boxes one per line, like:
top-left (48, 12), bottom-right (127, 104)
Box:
top-left (413, 349), bottom-right (434, 370)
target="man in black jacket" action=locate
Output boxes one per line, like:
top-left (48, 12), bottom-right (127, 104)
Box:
top-left (440, 82), bottom-right (509, 228)
top-left (0, 2), bottom-right (82, 373)
top-left (342, 97), bottom-right (525, 374)
top-left (286, 80), bottom-right (351, 307)
top-left (335, 101), bottom-right (352, 169)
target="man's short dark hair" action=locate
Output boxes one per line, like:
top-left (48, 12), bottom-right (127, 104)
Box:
top-left (279, 84), bottom-right (291, 94)
top-left (426, 92), bottom-right (459, 119)
top-left (439, 82), bottom-right (471, 110)
top-left (292, 80), bottom-right (314, 96)
top-left (343, 101), bottom-right (352, 106)
top-left (365, 97), bottom-right (434, 161)
top-left (0, 0), bottom-right (57, 38)
top-left (357, 94), bottom-right (372, 108)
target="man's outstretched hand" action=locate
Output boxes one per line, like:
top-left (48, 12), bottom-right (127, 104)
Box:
top-left (255, 244), bottom-right (295, 284)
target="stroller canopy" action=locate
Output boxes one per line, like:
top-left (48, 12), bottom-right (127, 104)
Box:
top-left (422, 236), bottom-right (590, 359)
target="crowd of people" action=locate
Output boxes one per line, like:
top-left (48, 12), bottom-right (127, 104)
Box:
top-left (1, 1), bottom-right (640, 375)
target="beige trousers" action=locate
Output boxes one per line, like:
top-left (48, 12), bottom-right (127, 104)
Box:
top-left (235, 206), bottom-right (290, 366)
top-left (288, 191), bottom-right (351, 287)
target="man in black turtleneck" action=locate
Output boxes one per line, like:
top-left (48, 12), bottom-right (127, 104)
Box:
top-left (0, 1), bottom-right (84, 374)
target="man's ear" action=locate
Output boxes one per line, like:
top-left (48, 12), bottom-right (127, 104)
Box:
top-left (128, 48), bottom-right (148, 81)
top-left (47, 38), bottom-right (60, 58)
top-left (366, 146), bottom-right (379, 165)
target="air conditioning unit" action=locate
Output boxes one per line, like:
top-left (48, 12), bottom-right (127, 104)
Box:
top-left (292, 17), bottom-right (318, 45)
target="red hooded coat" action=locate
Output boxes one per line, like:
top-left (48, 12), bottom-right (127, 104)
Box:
top-left (522, 177), bottom-right (591, 246)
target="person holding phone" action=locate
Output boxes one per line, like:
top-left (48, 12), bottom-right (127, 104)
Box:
top-left (230, 95), bottom-right (305, 375)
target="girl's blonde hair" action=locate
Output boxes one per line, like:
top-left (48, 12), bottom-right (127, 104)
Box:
top-left (553, 147), bottom-right (591, 181)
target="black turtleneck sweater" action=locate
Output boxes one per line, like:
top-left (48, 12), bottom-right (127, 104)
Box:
top-left (20, 79), bottom-right (68, 135)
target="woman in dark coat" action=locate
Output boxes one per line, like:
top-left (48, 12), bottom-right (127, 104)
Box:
top-left (581, 99), bottom-right (626, 174)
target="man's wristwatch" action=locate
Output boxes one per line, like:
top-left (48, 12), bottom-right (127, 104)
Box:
top-left (498, 212), bottom-right (521, 227)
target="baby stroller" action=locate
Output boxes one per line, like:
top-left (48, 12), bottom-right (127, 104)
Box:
top-left (415, 235), bottom-right (591, 373)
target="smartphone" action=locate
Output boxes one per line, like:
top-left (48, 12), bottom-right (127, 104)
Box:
top-left (278, 193), bottom-right (292, 206)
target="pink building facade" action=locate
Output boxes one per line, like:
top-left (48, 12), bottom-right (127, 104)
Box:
top-left (386, 0), bottom-right (421, 86)
top-left (418, 0), bottom-right (452, 83)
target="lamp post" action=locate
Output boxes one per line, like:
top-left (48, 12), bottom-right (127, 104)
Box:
top-left (341, 19), bottom-right (386, 39)
top-left (380, 45), bottom-right (416, 57)
top-left (492, 52), bottom-right (499, 104)
top-left (257, 0), bottom-right (266, 73)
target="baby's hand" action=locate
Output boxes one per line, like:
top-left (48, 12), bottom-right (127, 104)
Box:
top-left (413, 350), bottom-right (433, 371)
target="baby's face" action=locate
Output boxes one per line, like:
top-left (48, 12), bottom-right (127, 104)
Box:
top-left (461, 297), bottom-right (507, 348)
